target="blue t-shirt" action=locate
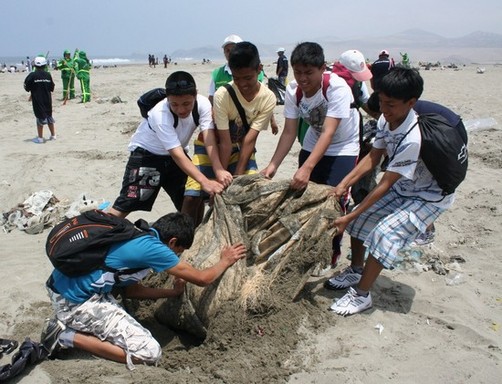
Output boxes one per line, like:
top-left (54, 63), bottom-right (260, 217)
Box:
top-left (50, 229), bottom-right (180, 303)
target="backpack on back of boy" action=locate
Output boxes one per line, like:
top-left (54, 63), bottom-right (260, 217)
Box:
top-left (137, 88), bottom-right (199, 128)
top-left (45, 209), bottom-right (152, 277)
top-left (393, 113), bottom-right (468, 197)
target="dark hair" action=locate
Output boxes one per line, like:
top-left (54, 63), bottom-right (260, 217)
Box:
top-left (228, 42), bottom-right (261, 71)
top-left (165, 71), bottom-right (197, 96)
top-left (151, 212), bottom-right (195, 249)
top-left (290, 42), bottom-right (325, 68)
top-left (379, 67), bottom-right (423, 101)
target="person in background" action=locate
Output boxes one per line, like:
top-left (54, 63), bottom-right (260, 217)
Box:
top-left (56, 50), bottom-right (75, 101)
top-left (24, 56), bottom-right (56, 143)
top-left (74, 50), bottom-right (91, 103)
top-left (276, 47), bottom-right (288, 85)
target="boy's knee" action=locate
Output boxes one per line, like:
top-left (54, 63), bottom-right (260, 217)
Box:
top-left (131, 337), bottom-right (162, 363)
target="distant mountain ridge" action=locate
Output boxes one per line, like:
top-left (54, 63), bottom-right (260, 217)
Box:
top-left (167, 29), bottom-right (502, 65)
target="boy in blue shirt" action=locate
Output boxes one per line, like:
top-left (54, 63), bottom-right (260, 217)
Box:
top-left (41, 212), bottom-right (246, 369)
top-left (327, 67), bottom-right (455, 315)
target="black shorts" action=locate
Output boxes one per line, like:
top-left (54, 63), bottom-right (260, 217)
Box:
top-left (112, 148), bottom-right (188, 213)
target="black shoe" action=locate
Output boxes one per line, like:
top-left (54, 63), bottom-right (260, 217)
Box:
top-left (40, 318), bottom-right (65, 357)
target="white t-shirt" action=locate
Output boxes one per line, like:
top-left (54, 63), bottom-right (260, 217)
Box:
top-left (284, 72), bottom-right (360, 156)
top-left (128, 94), bottom-right (213, 155)
top-left (373, 109), bottom-right (455, 209)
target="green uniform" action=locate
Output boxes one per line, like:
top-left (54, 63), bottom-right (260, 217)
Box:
top-left (212, 65), bottom-right (265, 91)
top-left (57, 50), bottom-right (75, 100)
top-left (74, 50), bottom-right (91, 102)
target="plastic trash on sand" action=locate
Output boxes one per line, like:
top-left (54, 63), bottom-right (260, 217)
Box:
top-left (464, 117), bottom-right (498, 132)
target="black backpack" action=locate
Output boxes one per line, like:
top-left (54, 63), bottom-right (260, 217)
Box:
top-left (45, 210), bottom-right (151, 277)
top-left (393, 113), bottom-right (468, 197)
top-left (137, 87), bottom-right (199, 128)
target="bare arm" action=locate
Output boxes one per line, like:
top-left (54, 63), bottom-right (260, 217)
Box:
top-left (333, 147), bottom-right (386, 197)
top-left (217, 129), bottom-right (233, 171)
top-left (333, 169), bottom-right (401, 234)
top-left (169, 146), bottom-right (224, 196)
top-left (260, 117), bottom-right (298, 178)
top-left (290, 116), bottom-right (340, 190)
top-left (201, 129), bottom-right (233, 187)
top-left (234, 128), bottom-right (260, 175)
top-left (166, 243), bottom-right (247, 286)
top-left (123, 278), bottom-right (186, 299)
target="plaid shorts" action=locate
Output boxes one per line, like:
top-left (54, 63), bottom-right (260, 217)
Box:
top-left (347, 189), bottom-right (444, 269)
top-left (47, 287), bottom-right (161, 369)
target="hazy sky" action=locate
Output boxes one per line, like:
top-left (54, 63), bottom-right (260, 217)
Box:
top-left (2, 0), bottom-right (501, 57)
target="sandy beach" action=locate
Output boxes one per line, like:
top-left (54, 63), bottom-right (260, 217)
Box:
top-left (1, 60), bottom-right (501, 383)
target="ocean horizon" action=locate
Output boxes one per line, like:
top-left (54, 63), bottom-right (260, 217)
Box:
top-left (0, 55), bottom-right (216, 69)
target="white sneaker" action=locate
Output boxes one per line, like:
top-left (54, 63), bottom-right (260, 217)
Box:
top-left (330, 287), bottom-right (372, 316)
top-left (49, 135), bottom-right (57, 140)
top-left (323, 266), bottom-right (362, 290)
top-left (33, 137), bottom-right (44, 144)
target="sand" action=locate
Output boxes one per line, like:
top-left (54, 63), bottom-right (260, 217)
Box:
top-left (0, 61), bottom-right (501, 383)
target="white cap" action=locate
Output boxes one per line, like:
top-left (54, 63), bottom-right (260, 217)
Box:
top-left (339, 50), bottom-right (372, 82)
top-left (34, 56), bottom-right (47, 67)
top-left (222, 34), bottom-right (243, 48)
top-left (276, 47), bottom-right (285, 53)
top-left (379, 49), bottom-right (390, 56)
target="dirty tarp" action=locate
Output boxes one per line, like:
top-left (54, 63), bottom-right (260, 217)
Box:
top-left (152, 175), bottom-right (340, 339)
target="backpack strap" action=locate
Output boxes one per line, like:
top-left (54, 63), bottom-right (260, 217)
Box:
top-left (387, 121), bottom-right (418, 163)
top-left (223, 83), bottom-right (250, 132)
top-left (150, 99), bottom-right (199, 129)
top-left (295, 72), bottom-right (330, 106)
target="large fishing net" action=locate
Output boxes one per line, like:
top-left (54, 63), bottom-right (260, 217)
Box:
top-left (146, 174), bottom-right (340, 339)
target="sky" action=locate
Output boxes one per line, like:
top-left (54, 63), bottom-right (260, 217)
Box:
top-left (1, 0), bottom-right (501, 58)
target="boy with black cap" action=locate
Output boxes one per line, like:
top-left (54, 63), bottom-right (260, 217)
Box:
top-left (108, 71), bottom-right (227, 218)
top-left (24, 56), bottom-right (56, 143)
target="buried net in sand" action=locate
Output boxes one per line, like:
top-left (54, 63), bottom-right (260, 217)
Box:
top-left (144, 175), bottom-right (340, 339)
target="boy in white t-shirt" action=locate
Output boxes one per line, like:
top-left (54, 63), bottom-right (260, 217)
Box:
top-left (108, 71), bottom-right (227, 219)
top-left (327, 67), bottom-right (455, 316)
top-left (261, 42), bottom-right (360, 268)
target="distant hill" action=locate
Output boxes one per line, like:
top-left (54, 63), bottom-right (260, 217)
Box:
top-left (165, 29), bottom-right (502, 65)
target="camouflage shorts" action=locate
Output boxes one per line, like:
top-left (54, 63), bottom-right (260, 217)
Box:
top-left (47, 288), bottom-right (161, 369)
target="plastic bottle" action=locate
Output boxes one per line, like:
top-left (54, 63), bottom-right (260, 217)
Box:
top-left (464, 117), bottom-right (498, 132)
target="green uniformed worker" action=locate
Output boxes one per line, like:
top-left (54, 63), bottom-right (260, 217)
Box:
top-left (74, 50), bottom-right (91, 103)
top-left (56, 50), bottom-right (75, 100)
